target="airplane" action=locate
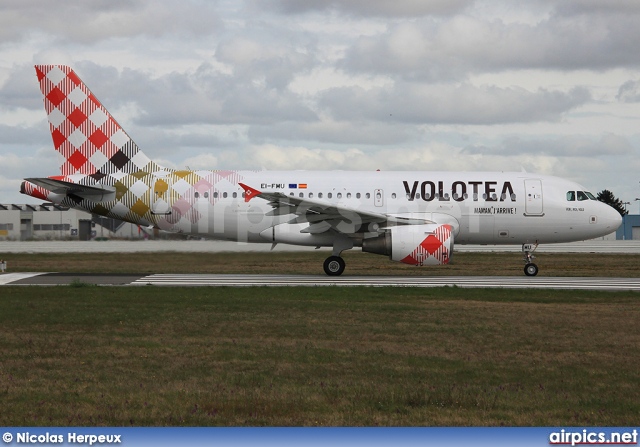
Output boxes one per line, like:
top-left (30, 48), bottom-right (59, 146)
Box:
top-left (21, 65), bottom-right (622, 276)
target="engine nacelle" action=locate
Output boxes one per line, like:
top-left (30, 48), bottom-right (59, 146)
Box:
top-left (260, 223), bottom-right (336, 246)
top-left (362, 224), bottom-right (454, 266)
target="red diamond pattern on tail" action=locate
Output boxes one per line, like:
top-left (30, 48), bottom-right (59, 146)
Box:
top-left (35, 66), bottom-right (46, 82)
top-left (51, 129), bottom-right (66, 149)
top-left (68, 150), bottom-right (88, 170)
top-left (46, 86), bottom-right (66, 107)
top-left (67, 70), bottom-right (81, 87)
top-left (89, 129), bottom-right (109, 148)
top-left (68, 108), bottom-right (87, 128)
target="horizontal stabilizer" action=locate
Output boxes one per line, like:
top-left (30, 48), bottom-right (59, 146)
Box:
top-left (25, 177), bottom-right (116, 202)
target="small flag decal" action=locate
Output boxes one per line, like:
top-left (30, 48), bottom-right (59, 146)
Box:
top-left (289, 183), bottom-right (307, 189)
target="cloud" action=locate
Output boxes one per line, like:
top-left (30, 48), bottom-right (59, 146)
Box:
top-left (215, 36), bottom-right (318, 91)
top-left (256, 0), bottom-right (474, 17)
top-left (0, 0), bottom-right (222, 44)
top-left (134, 65), bottom-right (318, 126)
top-left (340, 12), bottom-right (640, 81)
top-left (2, 61), bottom-right (319, 128)
top-left (0, 123), bottom-right (48, 145)
top-left (318, 83), bottom-right (591, 125)
top-left (463, 134), bottom-right (635, 158)
top-left (552, 0), bottom-right (640, 16)
top-left (248, 120), bottom-right (420, 146)
top-left (617, 80), bottom-right (640, 103)
top-left (1, 0), bottom-right (640, 206)
top-left (0, 64), bottom-right (47, 110)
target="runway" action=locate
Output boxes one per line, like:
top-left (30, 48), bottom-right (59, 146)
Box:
top-left (2, 273), bottom-right (640, 290)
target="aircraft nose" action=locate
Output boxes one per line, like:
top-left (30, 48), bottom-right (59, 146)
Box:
top-left (599, 203), bottom-right (623, 232)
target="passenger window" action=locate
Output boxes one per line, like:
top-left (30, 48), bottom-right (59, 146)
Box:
top-left (328, 193), bottom-right (332, 199)
top-left (194, 192), bottom-right (200, 198)
top-left (391, 193), bottom-right (396, 199)
top-left (337, 193), bottom-right (342, 199)
top-left (223, 192), bottom-right (228, 198)
top-left (309, 193), bottom-right (313, 198)
top-left (232, 192), bottom-right (237, 198)
top-left (347, 193), bottom-right (351, 199)
top-left (577, 191), bottom-right (588, 201)
top-left (567, 191), bottom-right (575, 201)
top-left (510, 193), bottom-right (516, 200)
top-left (366, 193), bottom-right (370, 199)
top-left (356, 193), bottom-right (361, 199)
top-left (213, 192), bottom-right (218, 198)
top-left (299, 192), bottom-right (304, 198)
top-left (318, 192), bottom-right (323, 198)
top-left (204, 192), bottom-right (209, 199)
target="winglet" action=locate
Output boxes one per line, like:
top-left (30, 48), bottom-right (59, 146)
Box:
top-left (239, 183), bottom-right (262, 202)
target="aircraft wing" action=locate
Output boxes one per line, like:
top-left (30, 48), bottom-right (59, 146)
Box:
top-left (25, 177), bottom-right (116, 202)
top-left (239, 183), bottom-right (432, 234)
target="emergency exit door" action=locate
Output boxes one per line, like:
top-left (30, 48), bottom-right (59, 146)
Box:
top-left (524, 179), bottom-right (543, 216)
top-left (374, 189), bottom-right (384, 207)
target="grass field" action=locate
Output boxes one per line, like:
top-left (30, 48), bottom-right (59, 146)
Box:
top-left (1, 283), bottom-right (639, 426)
top-left (3, 250), bottom-right (640, 276)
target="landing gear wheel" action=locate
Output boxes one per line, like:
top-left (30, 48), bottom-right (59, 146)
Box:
top-left (323, 256), bottom-right (346, 276)
top-left (524, 263), bottom-right (539, 277)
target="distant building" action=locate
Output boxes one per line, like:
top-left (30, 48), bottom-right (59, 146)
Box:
top-left (0, 203), bottom-right (145, 241)
top-left (617, 214), bottom-right (640, 240)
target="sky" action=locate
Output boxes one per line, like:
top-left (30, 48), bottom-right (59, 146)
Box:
top-left (1, 0), bottom-right (640, 211)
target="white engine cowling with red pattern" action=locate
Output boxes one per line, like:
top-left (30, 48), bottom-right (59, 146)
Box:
top-left (362, 224), bottom-right (454, 266)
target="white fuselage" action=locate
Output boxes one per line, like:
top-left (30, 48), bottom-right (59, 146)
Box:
top-left (145, 170), bottom-right (621, 246)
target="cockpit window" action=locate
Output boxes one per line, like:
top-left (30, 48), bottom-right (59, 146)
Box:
top-left (577, 191), bottom-right (589, 201)
top-left (567, 191), bottom-right (575, 201)
top-left (585, 191), bottom-right (596, 200)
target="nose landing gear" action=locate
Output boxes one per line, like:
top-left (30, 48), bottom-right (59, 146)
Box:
top-left (522, 243), bottom-right (539, 276)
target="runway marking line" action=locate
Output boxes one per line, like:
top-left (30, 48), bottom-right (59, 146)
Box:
top-left (0, 272), bottom-right (48, 285)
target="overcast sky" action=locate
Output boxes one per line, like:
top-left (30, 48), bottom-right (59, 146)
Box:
top-left (1, 0), bottom-right (639, 209)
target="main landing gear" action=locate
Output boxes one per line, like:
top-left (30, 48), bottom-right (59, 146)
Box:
top-left (323, 256), bottom-right (346, 276)
top-left (522, 243), bottom-right (539, 276)
top-left (323, 235), bottom-right (353, 276)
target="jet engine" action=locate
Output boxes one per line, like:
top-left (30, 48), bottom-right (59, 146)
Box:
top-left (362, 224), bottom-right (454, 266)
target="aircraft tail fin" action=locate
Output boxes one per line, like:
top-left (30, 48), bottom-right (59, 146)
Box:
top-left (34, 65), bottom-right (162, 178)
